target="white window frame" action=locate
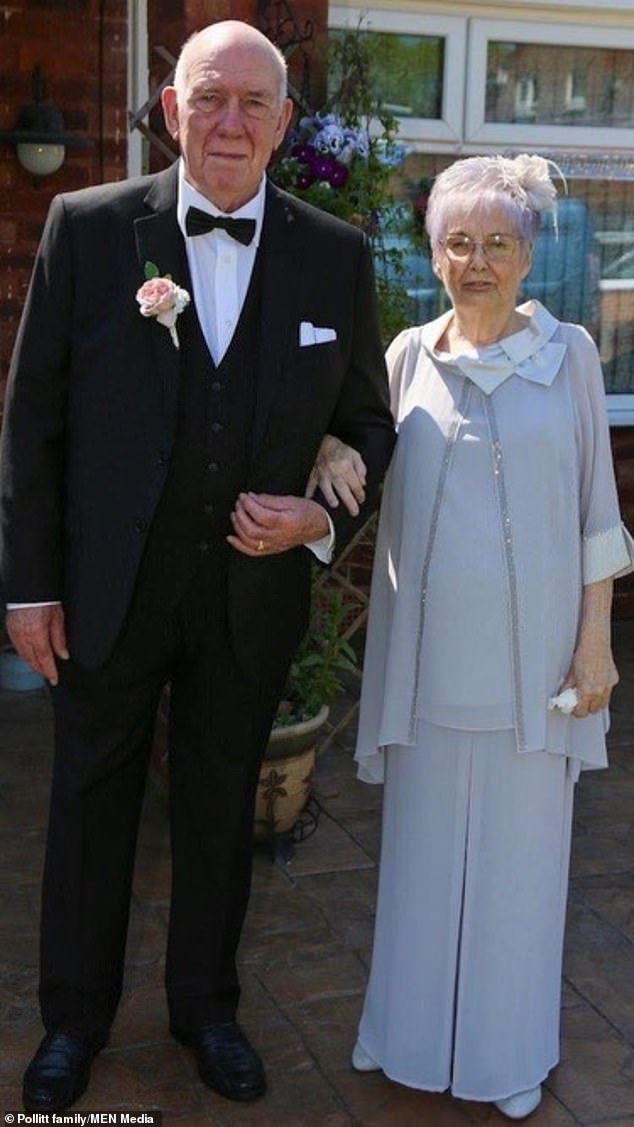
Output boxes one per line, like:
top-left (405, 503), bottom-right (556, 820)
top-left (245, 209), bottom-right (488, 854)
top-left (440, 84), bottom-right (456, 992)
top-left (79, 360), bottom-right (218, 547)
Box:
top-left (608, 398), bottom-right (634, 426)
top-left (466, 18), bottom-right (634, 150)
top-left (329, 5), bottom-right (467, 145)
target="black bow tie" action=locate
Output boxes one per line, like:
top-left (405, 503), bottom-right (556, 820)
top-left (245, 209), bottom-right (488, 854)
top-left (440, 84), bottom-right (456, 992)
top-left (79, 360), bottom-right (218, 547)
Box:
top-left (185, 206), bottom-right (256, 246)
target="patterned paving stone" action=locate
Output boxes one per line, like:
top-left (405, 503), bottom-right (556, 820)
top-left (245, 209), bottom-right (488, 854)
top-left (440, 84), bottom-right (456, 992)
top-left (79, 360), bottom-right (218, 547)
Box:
top-left (291, 869), bottom-right (378, 962)
top-left (253, 949), bottom-right (367, 1009)
top-left (548, 1003), bottom-right (634, 1123)
top-left (563, 894), bottom-right (634, 1042)
top-left (85, 1043), bottom-right (200, 1115)
top-left (572, 871), bottom-right (634, 944)
top-left (283, 809), bottom-right (375, 876)
top-left (461, 1089), bottom-right (578, 1125)
top-left (333, 1072), bottom-right (472, 1125)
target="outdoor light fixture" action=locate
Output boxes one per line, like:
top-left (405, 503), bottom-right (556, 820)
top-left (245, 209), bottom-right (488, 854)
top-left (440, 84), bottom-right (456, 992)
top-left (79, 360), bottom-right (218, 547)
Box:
top-left (0, 65), bottom-right (94, 177)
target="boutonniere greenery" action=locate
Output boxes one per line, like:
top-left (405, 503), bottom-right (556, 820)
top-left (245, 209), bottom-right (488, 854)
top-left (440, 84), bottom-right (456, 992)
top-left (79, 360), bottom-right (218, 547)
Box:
top-left (136, 261), bottom-right (190, 349)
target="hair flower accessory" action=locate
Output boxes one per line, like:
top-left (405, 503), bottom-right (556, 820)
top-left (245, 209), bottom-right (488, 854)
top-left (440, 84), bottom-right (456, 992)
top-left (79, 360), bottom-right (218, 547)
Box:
top-left (510, 154), bottom-right (561, 216)
top-left (136, 261), bottom-right (190, 349)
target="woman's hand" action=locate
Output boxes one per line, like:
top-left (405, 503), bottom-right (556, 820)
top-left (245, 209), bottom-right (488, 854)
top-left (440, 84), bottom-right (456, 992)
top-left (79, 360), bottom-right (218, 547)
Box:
top-left (305, 435), bottom-right (367, 518)
top-left (561, 578), bottom-right (618, 717)
top-left (561, 643), bottom-right (618, 717)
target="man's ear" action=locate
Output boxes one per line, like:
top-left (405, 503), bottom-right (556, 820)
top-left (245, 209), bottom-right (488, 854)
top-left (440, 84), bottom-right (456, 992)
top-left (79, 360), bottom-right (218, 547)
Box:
top-left (273, 98), bottom-right (294, 150)
top-left (161, 86), bottom-right (180, 141)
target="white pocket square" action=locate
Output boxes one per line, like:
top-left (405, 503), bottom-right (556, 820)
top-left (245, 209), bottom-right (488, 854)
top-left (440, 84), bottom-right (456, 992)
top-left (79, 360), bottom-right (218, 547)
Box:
top-left (300, 321), bottom-right (337, 347)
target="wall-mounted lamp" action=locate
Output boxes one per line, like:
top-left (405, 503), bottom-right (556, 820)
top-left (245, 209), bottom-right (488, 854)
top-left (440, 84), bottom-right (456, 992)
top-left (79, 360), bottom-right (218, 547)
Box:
top-left (0, 66), bottom-right (94, 177)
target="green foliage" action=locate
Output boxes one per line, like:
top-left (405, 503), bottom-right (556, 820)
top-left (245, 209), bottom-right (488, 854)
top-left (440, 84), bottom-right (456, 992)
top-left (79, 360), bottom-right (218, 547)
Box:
top-left (345, 30), bottom-right (444, 120)
top-left (270, 24), bottom-right (418, 341)
top-left (275, 587), bottom-right (358, 726)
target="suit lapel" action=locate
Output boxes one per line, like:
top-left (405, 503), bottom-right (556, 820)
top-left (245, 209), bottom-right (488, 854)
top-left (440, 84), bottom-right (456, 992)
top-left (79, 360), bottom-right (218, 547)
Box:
top-left (134, 163), bottom-right (185, 432)
top-left (251, 182), bottom-right (303, 459)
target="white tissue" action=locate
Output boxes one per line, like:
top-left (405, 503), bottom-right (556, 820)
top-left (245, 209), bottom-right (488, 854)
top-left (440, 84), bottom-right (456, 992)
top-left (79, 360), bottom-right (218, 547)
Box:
top-left (547, 687), bottom-right (578, 715)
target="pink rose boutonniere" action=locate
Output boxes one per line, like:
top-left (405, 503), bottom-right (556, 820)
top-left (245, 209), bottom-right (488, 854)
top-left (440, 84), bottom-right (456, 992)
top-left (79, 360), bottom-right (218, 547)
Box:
top-left (136, 261), bottom-right (190, 349)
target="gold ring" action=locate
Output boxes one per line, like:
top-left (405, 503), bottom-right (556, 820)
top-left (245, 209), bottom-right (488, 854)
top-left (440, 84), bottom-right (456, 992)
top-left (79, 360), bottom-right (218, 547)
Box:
top-left (257, 540), bottom-right (265, 552)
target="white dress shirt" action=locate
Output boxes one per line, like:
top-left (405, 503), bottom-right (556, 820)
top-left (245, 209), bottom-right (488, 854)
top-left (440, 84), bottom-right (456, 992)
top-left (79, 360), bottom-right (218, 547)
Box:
top-left (177, 164), bottom-right (265, 366)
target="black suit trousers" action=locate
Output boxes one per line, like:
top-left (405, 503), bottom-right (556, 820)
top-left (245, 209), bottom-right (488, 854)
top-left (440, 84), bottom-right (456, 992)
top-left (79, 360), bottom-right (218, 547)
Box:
top-left (41, 550), bottom-right (290, 1039)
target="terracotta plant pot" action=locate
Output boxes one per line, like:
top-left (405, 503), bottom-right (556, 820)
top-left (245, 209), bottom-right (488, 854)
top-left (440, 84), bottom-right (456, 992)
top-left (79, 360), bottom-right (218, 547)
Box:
top-left (254, 705), bottom-right (329, 839)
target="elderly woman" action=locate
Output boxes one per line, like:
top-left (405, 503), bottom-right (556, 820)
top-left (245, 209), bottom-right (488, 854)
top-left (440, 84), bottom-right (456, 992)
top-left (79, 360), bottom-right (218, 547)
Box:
top-left (347, 156), bottom-right (633, 1119)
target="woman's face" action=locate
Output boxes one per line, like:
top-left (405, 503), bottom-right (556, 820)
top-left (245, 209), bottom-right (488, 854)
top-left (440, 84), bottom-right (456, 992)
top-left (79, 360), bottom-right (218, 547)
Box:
top-left (432, 203), bottom-right (532, 316)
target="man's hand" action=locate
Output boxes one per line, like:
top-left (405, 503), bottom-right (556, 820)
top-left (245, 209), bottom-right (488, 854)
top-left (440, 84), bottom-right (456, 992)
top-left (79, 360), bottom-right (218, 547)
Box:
top-left (305, 435), bottom-right (367, 517)
top-left (228, 493), bottom-right (329, 557)
top-left (6, 605), bottom-right (69, 685)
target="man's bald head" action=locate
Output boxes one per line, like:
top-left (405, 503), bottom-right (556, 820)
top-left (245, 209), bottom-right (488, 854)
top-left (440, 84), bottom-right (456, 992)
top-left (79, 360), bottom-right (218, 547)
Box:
top-left (174, 21), bottom-right (288, 103)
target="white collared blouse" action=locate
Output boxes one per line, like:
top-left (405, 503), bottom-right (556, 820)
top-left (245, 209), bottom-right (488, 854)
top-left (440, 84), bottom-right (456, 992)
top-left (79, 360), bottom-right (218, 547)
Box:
top-left (355, 301), bottom-right (634, 783)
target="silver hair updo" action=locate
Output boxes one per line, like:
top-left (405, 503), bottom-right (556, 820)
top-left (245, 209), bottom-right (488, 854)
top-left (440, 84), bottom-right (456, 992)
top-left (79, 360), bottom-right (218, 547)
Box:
top-left (425, 154), bottom-right (561, 249)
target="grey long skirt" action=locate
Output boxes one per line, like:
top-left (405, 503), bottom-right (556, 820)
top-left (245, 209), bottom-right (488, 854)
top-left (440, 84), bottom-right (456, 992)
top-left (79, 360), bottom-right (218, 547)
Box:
top-left (357, 722), bottom-right (576, 1101)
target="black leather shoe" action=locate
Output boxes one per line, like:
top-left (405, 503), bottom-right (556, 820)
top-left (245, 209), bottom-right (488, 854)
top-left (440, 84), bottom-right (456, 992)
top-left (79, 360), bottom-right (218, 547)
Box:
top-left (173, 1020), bottom-right (266, 1101)
top-left (22, 1032), bottom-right (104, 1113)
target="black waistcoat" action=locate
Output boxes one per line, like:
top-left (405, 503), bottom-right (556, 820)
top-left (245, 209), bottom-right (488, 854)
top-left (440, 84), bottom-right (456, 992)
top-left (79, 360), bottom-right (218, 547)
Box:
top-left (135, 255), bottom-right (262, 610)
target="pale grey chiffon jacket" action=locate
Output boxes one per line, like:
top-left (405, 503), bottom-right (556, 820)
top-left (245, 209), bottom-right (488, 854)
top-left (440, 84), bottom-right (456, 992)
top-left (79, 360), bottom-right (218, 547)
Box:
top-left (355, 301), bottom-right (634, 784)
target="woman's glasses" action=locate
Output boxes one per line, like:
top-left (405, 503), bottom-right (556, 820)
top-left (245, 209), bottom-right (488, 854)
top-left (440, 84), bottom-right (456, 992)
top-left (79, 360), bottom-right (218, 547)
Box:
top-left (442, 234), bottom-right (522, 262)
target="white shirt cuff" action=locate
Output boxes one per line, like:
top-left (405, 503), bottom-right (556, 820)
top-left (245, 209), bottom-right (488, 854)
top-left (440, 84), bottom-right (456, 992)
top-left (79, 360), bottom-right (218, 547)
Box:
top-left (305, 512), bottom-right (335, 564)
top-left (6, 601), bottom-right (61, 609)
top-left (582, 522), bottom-right (634, 584)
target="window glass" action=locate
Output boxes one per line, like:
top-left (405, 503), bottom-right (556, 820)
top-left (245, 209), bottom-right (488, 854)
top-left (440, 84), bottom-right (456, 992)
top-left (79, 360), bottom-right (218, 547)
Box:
top-left (485, 42), bottom-right (634, 128)
top-left (329, 29), bottom-right (445, 119)
top-left (388, 154), bottom-right (634, 394)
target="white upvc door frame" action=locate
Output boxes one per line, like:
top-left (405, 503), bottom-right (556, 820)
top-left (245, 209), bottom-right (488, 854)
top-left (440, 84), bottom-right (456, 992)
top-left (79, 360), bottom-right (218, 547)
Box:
top-left (127, 0), bottom-right (148, 178)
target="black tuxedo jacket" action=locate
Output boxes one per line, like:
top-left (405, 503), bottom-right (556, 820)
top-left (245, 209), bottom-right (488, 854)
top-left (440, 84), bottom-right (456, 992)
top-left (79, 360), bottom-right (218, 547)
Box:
top-left (0, 164), bottom-right (394, 673)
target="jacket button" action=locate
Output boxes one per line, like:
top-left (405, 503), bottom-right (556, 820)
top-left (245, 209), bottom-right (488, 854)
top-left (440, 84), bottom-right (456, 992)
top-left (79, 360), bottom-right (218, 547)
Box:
top-left (199, 540), bottom-right (210, 552)
top-left (158, 450), bottom-right (169, 465)
top-left (206, 461), bottom-right (219, 473)
top-left (135, 519), bottom-right (148, 533)
top-left (211, 381), bottom-right (223, 392)
top-left (203, 502), bottom-right (214, 515)
top-left (210, 422), bottom-right (223, 433)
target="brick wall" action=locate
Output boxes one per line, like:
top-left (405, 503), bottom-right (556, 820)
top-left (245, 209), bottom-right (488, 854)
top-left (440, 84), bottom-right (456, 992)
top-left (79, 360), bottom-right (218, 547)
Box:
top-left (0, 0), bottom-right (128, 403)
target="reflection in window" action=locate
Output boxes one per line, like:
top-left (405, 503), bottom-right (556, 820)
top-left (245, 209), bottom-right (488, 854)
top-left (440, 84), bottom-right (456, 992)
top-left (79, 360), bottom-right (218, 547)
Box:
top-left (514, 75), bottom-right (538, 121)
top-left (485, 41), bottom-right (634, 127)
top-left (565, 69), bottom-right (587, 113)
top-left (329, 29), bottom-right (445, 120)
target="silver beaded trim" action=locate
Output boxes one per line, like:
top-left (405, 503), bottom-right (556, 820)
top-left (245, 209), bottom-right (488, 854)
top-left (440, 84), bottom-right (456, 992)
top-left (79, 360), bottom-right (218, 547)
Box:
top-left (408, 381), bottom-right (473, 742)
top-left (484, 396), bottom-right (527, 751)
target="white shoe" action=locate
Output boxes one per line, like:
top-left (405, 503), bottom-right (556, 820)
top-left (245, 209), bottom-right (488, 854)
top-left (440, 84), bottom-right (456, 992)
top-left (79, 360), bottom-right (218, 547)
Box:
top-left (351, 1041), bottom-right (381, 1072)
top-left (495, 1085), bottom-right (542, 1120)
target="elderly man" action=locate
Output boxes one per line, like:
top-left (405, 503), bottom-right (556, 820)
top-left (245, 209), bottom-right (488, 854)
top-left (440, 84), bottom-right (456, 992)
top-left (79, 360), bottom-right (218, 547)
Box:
top-left (1, 20), bottom-right (394, 1113)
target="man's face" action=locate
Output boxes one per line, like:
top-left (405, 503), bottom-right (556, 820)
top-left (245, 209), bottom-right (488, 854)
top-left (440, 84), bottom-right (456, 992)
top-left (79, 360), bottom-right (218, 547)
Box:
top-left (162, 34), bottom-right (293, 212)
